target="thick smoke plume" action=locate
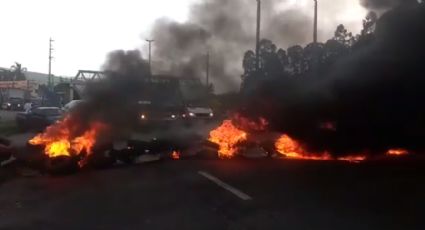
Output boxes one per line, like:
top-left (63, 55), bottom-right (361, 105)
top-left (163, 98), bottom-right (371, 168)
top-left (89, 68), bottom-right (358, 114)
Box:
top-left (360, 0), bottom-right (418, 10)
top-left (69, 50), bottom-right (149, 140)
top-left (149, 0), bottom-right (366, 93)
top-left (244, 3), bottom-right (425, 156)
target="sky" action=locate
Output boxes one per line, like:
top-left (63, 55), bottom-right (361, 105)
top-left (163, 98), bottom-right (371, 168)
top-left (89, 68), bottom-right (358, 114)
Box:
top-left (0, 0), bottom-right (366, 77)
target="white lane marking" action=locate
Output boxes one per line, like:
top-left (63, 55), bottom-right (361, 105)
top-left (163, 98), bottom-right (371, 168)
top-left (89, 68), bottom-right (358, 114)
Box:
top-left (198, 171), bottom-right (252, 201)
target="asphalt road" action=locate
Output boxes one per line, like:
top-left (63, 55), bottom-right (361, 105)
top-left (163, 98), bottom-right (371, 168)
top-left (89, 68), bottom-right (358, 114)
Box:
top-left (0, 158), bottom-right (424, 230)
top-left (0, 110), bottom-right (18, 123)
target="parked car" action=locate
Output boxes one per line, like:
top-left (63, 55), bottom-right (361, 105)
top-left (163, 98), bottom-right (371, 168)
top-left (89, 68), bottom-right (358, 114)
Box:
top-left (16, 107), bottom-right (63, 131)
top-left (2, 97), bottom-right (24, 111)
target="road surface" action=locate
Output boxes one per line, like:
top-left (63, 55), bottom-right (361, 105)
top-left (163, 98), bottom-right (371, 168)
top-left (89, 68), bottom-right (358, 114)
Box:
top-left (0, 158), bottom-right (423, 230)
top-left (0, 110), bottom-right (18, 122)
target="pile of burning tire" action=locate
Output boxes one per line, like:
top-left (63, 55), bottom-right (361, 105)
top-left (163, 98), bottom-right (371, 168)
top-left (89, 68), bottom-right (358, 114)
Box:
top-left (25, 138), bottom-right (207, 175)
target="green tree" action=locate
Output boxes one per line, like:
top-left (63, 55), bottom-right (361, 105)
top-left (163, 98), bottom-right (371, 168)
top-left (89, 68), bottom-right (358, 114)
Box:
top-left (259, 39), bottom-right (282, 77)
top-left (287, 45), bottom-right (304, 75)
top-left (242, 50), bottom-right (256, 79)
top-left (334, 24), bottom-right (356, 47)
top-left (361, 12), bottom-right (378, 36)
top-left (10, 62), bottom-right (27, 81)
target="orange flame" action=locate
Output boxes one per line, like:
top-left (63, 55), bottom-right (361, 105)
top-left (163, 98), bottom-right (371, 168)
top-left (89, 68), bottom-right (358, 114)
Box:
top-left (171, 151), bottom-right (181, 160)
top-left (274, 134), bottom-right (367, 163)
top-left (208, 120), bottom-right (248, 159)
top-left (387, 148), bottom-right (409, 156)
top-left (274, 134), bottom-right (332, 161)
top-left (29, 117), bottom-right (107, 164)
top-left (337, 155), bottom-right (367, 163)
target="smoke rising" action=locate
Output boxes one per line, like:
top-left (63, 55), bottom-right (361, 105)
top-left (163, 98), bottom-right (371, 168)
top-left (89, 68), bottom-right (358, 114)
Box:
top-left (149, 0), bottom-right (366, 93)
top-left (68, 50), bottom-right (149, 140)
top-left (360, 0), bottom-right (418, 10)
top-left (244, 3), bottom-right (425, 156)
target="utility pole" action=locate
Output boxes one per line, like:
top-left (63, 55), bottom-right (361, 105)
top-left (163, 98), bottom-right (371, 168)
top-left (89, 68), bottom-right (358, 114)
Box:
top-left (145, 39), bottom-right (154, 75)
top-left (313, 0), bottom-right (318, 44)
top-left (48, 38), bottom-right (54, 89)
top-left (255, 0), bottom-right (261, 71)
top-left (206, 50), bottom-right (210, 93)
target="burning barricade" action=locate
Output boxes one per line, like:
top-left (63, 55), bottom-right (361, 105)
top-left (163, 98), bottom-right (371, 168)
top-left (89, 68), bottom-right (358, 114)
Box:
top-left (22, 109), bottom-right (413, 175)
top-left (27, 116), bottom-right (109, 173)
top-left (25, 114), bottom-right (204, 174)
top-left (206, 114), bottom-right (411, 163)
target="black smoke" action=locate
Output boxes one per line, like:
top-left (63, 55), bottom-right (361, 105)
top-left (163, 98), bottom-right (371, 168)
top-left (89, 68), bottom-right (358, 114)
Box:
top-left (149, 0), bottom-right (363, 93)
top-left (243, 3), bottom-right (425, 156)
top-left (68, 50), bottom-right (149, 140)
top-left (360, 0), bottom-right (418, 10)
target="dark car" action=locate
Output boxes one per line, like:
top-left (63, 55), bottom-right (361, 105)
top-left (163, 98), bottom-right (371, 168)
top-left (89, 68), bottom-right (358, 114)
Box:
top-left (16, 107), bottom-right (63, 131)
top-left (2, 97), bottom-right (24, 111)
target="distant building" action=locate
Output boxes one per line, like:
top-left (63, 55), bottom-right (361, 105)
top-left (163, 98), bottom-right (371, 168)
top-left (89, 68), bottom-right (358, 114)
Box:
top-left (0, 67), bottom-right (71, 102)
top-left (0, 67), bottom-right (71, 85)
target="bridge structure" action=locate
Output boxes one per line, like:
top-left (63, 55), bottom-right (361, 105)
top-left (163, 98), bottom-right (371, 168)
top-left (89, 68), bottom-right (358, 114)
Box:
top-left (70, 70), bottom-right (106, 99)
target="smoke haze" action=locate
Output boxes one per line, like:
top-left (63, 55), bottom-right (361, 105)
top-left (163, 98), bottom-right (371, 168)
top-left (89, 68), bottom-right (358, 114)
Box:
top-left (148, 0), bottom-right (367, 93)
top-left (243, 3), bottom-right (425, 156)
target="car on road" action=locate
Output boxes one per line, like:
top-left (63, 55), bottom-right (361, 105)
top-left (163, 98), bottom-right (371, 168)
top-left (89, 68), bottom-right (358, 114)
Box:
top-left (182, 104), bottom-right (214, 119)
top-left (138, 100), bottom-right (182, 123)
top-left (16, 107), bottom-right (63, 131)
top-left (1, 97), bottom-right (24, 111)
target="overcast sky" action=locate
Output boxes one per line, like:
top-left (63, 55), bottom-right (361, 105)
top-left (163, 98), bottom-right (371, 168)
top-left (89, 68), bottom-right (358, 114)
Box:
top-left (0, 0), bottom-right (366, 77)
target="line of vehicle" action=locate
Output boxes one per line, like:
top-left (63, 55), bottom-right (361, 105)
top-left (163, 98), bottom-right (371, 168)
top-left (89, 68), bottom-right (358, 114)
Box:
top-left (198, 171), bottom-right (252, 201)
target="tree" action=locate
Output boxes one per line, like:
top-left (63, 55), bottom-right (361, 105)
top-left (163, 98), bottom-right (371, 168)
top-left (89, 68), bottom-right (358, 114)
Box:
top-left (361, 12), bottom-right (378, 36)
top-left (334, 24), bottom-right (356, 47)
top-left (303, 42), bottom-right (324, 73)
top-left (242, 50), bottom-right (256, 79)
top-left (323, 39), bottom-right (349, 64)
top-left (259, 39), bottom-right (282, 77)
top-left (287, 45), bottom-right (304, 75)
top-left (10, 62), bottom-right (27, 81)
top-left (276, 48), bottom-right (288, 65)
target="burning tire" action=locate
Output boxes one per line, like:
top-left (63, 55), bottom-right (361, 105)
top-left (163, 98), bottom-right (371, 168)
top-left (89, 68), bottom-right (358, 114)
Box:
top-left (45, 156), bottom-right (80, 175)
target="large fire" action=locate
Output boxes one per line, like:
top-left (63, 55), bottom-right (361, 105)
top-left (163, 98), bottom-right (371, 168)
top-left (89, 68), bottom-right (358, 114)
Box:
top-left (274, 134), bottom-right (369, 162)
top-left (274, 135), bottom-right (332, 161)
top-left (387, 148), bottom-right (409, 156)
top-left (208, 120), bottom-right (248, 159)
top-left (29, 116), bottom-right (107, 164)
top-left (208, 116), bottom-right (412, 162)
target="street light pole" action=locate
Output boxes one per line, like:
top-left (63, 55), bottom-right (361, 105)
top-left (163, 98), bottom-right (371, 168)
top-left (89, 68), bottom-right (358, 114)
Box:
top-left (206, 50), bottom-right (210, 91)
top-left (313, 0), bottom-right (318, 44)
top-left (146, 39), bottom-right (154, 75)
top-left (255, 0), bottom-right (261, 71)
top-left (48, 38), bottom-right (54, 89)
